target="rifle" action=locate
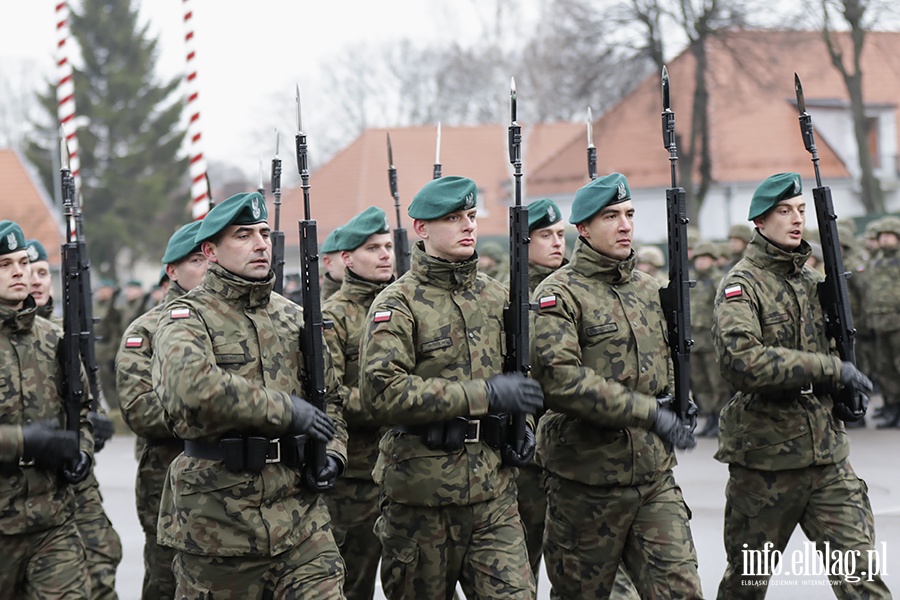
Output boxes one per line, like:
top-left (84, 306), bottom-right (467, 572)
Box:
top-left (386, 133), bottom-right (410, 276)
top-left (295, 85), bottom-right (331, 490)
top-left (271, 131), bottom-right (285, 294)
top-left (794, 73), bottom-right (866, 422)
top-left (502, 77), bottom-right (533, 467)
top-left (433, 122), bottom-right (442, 180)
top-left (586, 107), bottom-right (597, 181)
top-left (658, 66), bottom-right (694, 423)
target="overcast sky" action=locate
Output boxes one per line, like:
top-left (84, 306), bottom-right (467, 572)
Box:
top-left (0, 0), bottom-right (521, 175)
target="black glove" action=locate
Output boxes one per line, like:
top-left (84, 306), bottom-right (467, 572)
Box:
top-left (501, 424), bottom-right (536, 468)
top-left (651, 403), bottom-right (696, 450)
top-left (22, 421), bottom-right (79, 469)
top-left (833, 390), bottom-right (869, 423)
top-left (839, 363), bottom-right (873, 393)
top-left (88, 411), bottom-right (115, 452)
top-left (486, 374), bottom-right (544, 414)
top-left (304, 454), bottom-right (344, 492)
top-left (62, 450), bottom-right (92, 484)
top-left (289, 395), bottom-right (335, 443)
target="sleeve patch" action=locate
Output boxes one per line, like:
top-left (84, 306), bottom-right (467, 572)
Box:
top-left (724, 284), bottom-right (743, 299)
top-left (373, 310), bottom-right (392, 323)
top-left (125, 336), bottom-right (143, 348)
top-left (170, 307), bottom-right (191, 319)
top-left (539, 295), bottom-right (557, 309)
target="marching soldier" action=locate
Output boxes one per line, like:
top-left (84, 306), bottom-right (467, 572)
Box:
top-left (152, 192), bottom-right (348, 598)
top-left (725, 223), bottom-right (752, 270)
top-left (0, 220), bottom-right (93, 598)
top-left (713, 173), bottom-right (890, 597)
top-left (115, 220), bottom-right (207, 599)
top-left (359, 176), bottom-right (543, 599)
top-left (321, 206), bottom-right (395, 600)
top-left (531, 173), bottom-right (701, 599)
top-left (865, 216), bottom-right (900, 429)
top-left (25, 239), bottom-right (60, 326)
top-left (93, 279), bottom-right (122, 412)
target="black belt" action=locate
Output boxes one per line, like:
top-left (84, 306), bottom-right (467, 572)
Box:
top-left (761, 383), bottom-right (815, 402)
top-left (145, 436), bottom-right (185, 450)
top-left (394, 415), bottom-right (508, 450)
top-left (184, 435), bottom-right (306, 474)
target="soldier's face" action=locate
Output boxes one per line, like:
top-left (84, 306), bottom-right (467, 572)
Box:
top-left (754, 197), bottom-right (805, 250)
top-left (878, 232), bottom-right (899, 249)
top-left (0, 250), bottom-right (32, 308)
top-left (203, 223), bottom-right (272, 281)
top-left (341, 233), bottom-right (394, 282)
top-left (415, 209), bottom-right (478, 263)
top-left (168, 252), bottom-right (208, 292)
top-left (529, 222), bottom-right (566, 269)
top-left (29, 260), bottom-right (52, 307)
top-left (577, 201), bottom-right (634, 261)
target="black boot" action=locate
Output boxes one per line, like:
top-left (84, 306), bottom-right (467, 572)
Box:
top-left (843, 416), bottom-right (867, 429)
top-left (876, 405), bottom-right (900, 429)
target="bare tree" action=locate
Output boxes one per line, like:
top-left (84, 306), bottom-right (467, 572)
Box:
top-left (0, 59), bottom-right (42, 150)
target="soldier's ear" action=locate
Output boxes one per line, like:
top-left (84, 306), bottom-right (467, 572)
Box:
top-left (340, 250), bottom-right (352, 268)
top-left (413, 219), bottom-right (429, 239)
top-left (201, 240), bottom-right (218, 263)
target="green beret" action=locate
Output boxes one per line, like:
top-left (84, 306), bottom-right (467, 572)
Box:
top-left (195, 191), bottom-right (268, 244)
top-left (408, 176), bottom-right (477, 220)
top-left (527, 198), bottom-right (562, 232)
top-left (748, 172), bottom-right (803, 221)
top-left (337, 206), bottom-right (390, 252)
top-left (569, 173), bottom-right (631, 224)
top-left (162, 221), bottom-right (204, 264)
top-left (0, 221), bottom-right (27, 257)
top-left (321, 227), bottom-right (343, 254)
top-left (97, 278), bottom-right (117, 289)
top-left (25, 239), bottom-right (48, 262)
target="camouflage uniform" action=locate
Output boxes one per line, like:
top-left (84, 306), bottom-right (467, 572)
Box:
top-left (713, 232), bottom-right (890, 598)
top-left (72, 472), bottom-right (122, 600)
top-left (321, 273), bottom-right (342, 302)
top-left (360, 242), bottom-right (535, 600)
top-left (36, 296), bottom-right (62, 327)
top-left (531, 238), bottom-right (701, 599)
top-left (865, 220), bottom-right (900, 426)
top-left (115, 283), bottom-right (188, 599)
top-left (93, 294), bottom-right (122, 411)
top-left (152, 263), bottom-right (348, 599)
top-left (0, 296), bottom-right (93, 599)
top-left (321, 271), bottom-right (392, 600)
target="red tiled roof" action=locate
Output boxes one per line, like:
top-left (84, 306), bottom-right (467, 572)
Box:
top-left (0, 149), bottom-right (63, 266)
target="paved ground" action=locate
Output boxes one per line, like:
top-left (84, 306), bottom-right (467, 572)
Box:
top-left (96, 416), bottom-right (900, 599)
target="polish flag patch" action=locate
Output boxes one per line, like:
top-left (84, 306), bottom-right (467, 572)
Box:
top-left (724, 284), bottom-right (743, 299)
top-left (125, 336), bottom-right (143, 348)
top-left (170, 307), bottom-right (191, 319)
top-left (539, 295), bottom-right (557, 309)
top-left (373, 310), bottom-right (392, 323)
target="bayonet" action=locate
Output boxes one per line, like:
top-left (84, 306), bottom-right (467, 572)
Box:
top-left (587, 107), bottom-right (597, 181)
top-left (271, 129), bottom-right (284, 293)
top-left (433, 121), bottom-right (442, 179)
top-left (387, 132), bottom-right (410, 275)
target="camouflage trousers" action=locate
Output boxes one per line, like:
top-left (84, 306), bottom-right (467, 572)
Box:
top-left (323, 477), bottom-right (381, 600)
top-left (515, 464), bottom-right (546, 584)
top-left (74, 472), bottom-right (122, 600)
top-left (135, 440), bottom-right (182, 600)
top-left (690, 349), bottom-right (731, 415)
top-left (717, 461), bottom-right (891, 600)
top-left (375, 485), bottom-right (535, 600)
top-left (874, 329), bottom-right (900, 406)
top-left (0, 512), bottom-right (88, 599)
top-left (172, 521), bottom-right (346, 600)
top-left (542, 470), bottom-right (701, 599)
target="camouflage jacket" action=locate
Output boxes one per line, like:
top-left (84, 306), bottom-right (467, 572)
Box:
top-left (713, 233), bottom-right (846, 470)
top-left (36, 296), bottom-right (63, 328)
top-left (152, 263), bottom-right (347, 556)
top-left (529, 259), bottom-right (567, 295)
top-left (0, 297), bottom-right (93, 534)
top-left (531, 238), bottom-right (675, 488)
top-left (360, 241), bottom-right (514, 507)
top-left (321, 272), bottom-right (341, 302)
top-left (690, 264), bottom-right (722, 353)
top-left (116, 284), bottom-right (186, 440)
top-left (322, 270), bottom-right (392, 480)
top-left (93, 295), bottom-right (122, 364)
top-left (864, 245), bottom-right (900, 332)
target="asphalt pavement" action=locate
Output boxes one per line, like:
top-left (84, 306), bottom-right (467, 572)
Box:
top-left (95, 414), bottom-right (900, 599)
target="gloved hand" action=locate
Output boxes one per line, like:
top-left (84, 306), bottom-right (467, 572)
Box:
top-left (62, 450), bottom-right (92, 484)
top-left (651, 403), bottom-right (696, 450)
top-left (22, 421), bottom-right (79, 469)
top-left (501, 424), bottom-right (536, 468)
top-left (304, 454), bottom-right (344, 492)
top-left (88, 411), bottom-right (115, 452)
top-left (486, 373), bottom-right (544, 414)
top-left (840, 362), bottom-right (873, 393)
top-left (833, 391), bottom-right (869, 423)
top-left (289, 395), bottom-right (335, 442)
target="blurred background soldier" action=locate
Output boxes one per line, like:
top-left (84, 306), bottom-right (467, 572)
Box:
top-left (866, 216), bottom-right (900, 429)
top-left (360, 176), bottom-right (542, 599)
top-left (634, 244), bottom-right (667, 286)
top-left (0, 220), bottom-right (93, 598)
top-left (477, 240), bottom-right (510, 284)
top-left (725, 223), bottom-right (752, 270)
top-left (321, 226), bottom-right (345, 301)
top-left (531, 174), bottom-right (700, 599)
top-left (115, 220), bottom-right (207, 599)
top-left (25, 239), bottom-right (60, 325)
top-left (322, 206), bottom-right (395, 600)
top-left (121, 279), bottom-right (148, 328)
top-left (93, 278), bottom-right (122, 413)
top-left (152, 192), bottom-right (347, 598)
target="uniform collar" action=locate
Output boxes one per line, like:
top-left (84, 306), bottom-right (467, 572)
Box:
top-left (569, 237), bottom-right (636, 284)
top-left (745, 230), bottom-right (812, 276)
top-left (339, 269), bottom-right (393, 303)
top-left (410, 241), bottom-right (479, 291)
top-left (0, 295), bottom-right (38, 335)
top-left (203, 262), bottom-right (274, 308)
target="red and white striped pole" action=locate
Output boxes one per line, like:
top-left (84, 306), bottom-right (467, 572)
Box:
top-left (183, 0), bottom-right (211, 219)
top-left (55, 1), bottom-right (80, 193)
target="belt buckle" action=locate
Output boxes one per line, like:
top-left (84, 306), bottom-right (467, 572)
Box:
top-left (266, 438), bottom-right (281, 464)
top-left (18, 458), bottom-right (34, 468)
top-left (465, 419), bottom-right (481, 444)
top-left (799, 383), bottom-right (813, 395)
